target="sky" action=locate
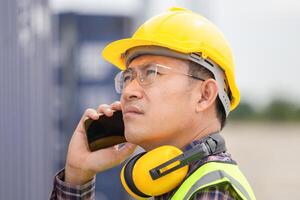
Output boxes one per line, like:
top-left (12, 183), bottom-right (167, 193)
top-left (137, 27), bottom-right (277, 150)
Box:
top-left (211, 0), bottom-right (300, 107)
top-left (50, 0), bottom-right (300, 107)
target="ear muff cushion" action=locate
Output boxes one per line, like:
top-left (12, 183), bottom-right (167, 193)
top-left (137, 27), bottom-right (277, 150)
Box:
top-left (121, 152), bottom-right (150, 199)
top-left (132, 146), bottom-right (189, 196)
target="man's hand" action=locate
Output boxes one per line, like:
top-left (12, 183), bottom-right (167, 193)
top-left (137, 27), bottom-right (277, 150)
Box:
top-left (64, 101), bottom-right (137, 185)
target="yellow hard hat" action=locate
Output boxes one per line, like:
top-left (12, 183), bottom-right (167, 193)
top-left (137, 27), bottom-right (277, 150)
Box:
top-left (102, 7), bottom-right (240, 112)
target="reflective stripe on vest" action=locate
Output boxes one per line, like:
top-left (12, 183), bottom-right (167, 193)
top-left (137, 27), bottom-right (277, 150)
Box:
top-left (171, 162), bottom-right (256, 200)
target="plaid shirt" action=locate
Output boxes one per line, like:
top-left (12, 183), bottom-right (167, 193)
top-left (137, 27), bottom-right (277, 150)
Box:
top-left (50, 169), bottom-right (96, 200)
top-left (50, 141), bottom-right (238, 200)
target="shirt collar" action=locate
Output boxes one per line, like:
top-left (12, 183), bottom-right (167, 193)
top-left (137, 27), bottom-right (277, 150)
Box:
top-left (183, 132), bottom-right (220, 151)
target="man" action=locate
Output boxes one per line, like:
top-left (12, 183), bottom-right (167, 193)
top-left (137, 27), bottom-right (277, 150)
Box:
top-left (51, 7), bottom-right (256, 200)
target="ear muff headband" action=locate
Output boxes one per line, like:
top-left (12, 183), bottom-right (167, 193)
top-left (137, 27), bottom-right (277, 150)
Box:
top-left (149, 132), bottom-right (226, 180)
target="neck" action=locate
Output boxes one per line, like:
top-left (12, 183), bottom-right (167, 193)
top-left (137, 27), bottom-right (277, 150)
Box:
top-left (185, 118), bottom-right (221, 148)
top-left (141, 118), bottom-right (221, 151)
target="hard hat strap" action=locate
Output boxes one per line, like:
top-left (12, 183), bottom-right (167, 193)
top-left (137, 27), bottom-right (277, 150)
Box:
top-left (189, 53), bottom-right (231, 116)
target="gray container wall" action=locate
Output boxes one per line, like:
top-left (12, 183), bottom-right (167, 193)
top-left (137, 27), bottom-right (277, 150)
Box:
top-left (56, 13), bottom-right (131, 199)
top-left (0, 0), bottom-right (59, 199)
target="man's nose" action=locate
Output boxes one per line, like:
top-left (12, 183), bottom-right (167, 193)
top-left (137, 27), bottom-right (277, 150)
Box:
top-left (121, 78), bottom-right (143, 101)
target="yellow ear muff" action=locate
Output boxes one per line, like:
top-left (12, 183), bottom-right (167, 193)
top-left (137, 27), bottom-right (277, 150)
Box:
top-left (120, 146), bottom-right (189, 198)
top-left (120, 153), bottom-right (149, 200)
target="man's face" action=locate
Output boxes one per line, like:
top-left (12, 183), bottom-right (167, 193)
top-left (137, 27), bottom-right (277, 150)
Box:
top-left (120, 55), bottom-right (199, 150)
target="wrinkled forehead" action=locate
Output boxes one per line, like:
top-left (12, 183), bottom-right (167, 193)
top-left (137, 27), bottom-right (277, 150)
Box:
top-left (126, 54), bottom-right (189, 72)
top-left (125, 46), bottom-right (187, 66)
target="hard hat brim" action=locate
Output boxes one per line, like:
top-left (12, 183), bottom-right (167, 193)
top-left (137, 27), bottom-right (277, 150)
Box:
top-left (102, 38), bottom-right (192, 70)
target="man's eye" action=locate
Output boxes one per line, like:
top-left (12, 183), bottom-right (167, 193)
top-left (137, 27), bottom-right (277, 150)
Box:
top-left (123, 74), bottom-right (131, 82)
top-left (145, 68), bottom-right (157, 76)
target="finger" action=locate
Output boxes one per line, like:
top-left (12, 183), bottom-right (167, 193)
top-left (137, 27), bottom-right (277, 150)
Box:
top-left (110, 101), bottom-right (121, 111)
top-left (112, 143), bottom-right (137, 163)
top-left (90, 143), bottom-right (137, 170)
top-left (97, 104), bottom-right (113, 116)
top-left (82, 108), bottom-right (99, 121)
top-left (75, 108), bottom-right (100, 136)
top-left (118, 143), bottom-right (137, 154)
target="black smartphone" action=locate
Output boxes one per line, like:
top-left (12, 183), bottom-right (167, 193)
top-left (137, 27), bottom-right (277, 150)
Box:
top-left (84, 111), bottom-right (126, 151)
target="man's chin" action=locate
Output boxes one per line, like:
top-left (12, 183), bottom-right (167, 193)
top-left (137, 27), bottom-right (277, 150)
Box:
top-left (124, 129), bottom-right (145, 144)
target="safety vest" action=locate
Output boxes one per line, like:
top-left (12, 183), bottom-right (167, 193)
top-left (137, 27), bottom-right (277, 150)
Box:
top-left (171, 162), bottom-right (256, 200)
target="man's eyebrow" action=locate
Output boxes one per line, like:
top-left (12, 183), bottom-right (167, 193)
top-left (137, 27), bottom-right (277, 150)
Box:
top-left (127, 62), bottom-right (156, 69)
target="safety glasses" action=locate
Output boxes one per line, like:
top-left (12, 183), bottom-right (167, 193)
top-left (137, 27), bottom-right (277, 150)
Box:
top-left (114, 63), bottom-right (205, 94)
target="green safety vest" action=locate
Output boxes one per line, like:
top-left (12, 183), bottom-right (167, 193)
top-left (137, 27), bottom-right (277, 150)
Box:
top-left (171, 162), bottom-right (256, 200)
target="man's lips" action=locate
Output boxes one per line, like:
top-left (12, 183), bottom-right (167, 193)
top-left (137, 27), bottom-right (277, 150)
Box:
top-left (123, 105), bottom-right (144, 116)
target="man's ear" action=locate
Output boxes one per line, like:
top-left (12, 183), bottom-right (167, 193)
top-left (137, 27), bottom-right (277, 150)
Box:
top-left (195, 79), bottom-right (219, 112)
